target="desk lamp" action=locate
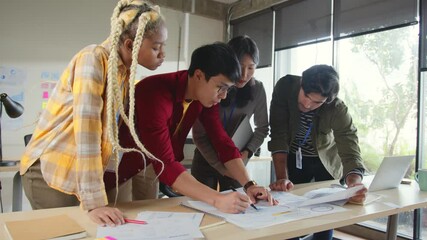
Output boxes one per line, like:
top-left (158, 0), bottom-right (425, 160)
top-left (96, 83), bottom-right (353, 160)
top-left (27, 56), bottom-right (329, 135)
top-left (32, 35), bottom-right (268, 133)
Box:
top-left (0, 93), bottom-right (24, 166)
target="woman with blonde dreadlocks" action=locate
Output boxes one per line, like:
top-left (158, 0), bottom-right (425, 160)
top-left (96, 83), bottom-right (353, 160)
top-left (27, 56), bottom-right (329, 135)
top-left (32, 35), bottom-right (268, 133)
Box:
top-left (20, 0), bottom-right (167, 226)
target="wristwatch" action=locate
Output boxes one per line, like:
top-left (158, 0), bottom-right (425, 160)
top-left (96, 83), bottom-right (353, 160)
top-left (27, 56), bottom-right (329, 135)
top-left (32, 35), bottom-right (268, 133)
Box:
top-left (243, 180), bottom-right (257, 193)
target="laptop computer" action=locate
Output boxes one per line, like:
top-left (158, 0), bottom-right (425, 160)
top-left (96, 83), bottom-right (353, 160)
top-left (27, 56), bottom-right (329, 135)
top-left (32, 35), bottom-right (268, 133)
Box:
top-left (231, 115), bottom-right (253, 151)
top-left (366, 155), bottom-right (414, 192)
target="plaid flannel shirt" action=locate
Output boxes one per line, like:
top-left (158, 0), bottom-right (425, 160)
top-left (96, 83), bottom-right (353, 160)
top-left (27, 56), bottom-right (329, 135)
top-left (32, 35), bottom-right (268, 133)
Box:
top-left (20, 40), bottom-right (129, 210)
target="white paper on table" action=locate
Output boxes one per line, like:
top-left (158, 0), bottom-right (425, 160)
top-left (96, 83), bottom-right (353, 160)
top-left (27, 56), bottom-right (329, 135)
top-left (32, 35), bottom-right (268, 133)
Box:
top-left (96, 211), bottom-right (204, 240)
top-left (137, 211), bottom-right (203, 222)
top-left (205, 186), bottom-right (362, 208)
top-left (265, 191), bottom-right (309, 206)
top-left (297, 185), bottom-right (365, 207)
top-left (137, 211), bottom-right (204, 238)
top-left (183, 199), bottom-right (347, 230)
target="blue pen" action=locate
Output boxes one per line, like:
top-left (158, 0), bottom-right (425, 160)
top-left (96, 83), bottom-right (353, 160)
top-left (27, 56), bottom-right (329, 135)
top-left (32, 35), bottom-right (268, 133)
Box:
top-left (230, 187), bottom-right (259, 211)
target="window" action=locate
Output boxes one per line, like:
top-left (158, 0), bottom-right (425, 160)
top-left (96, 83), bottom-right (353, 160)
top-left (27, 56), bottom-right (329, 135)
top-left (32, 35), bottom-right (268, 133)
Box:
top-left (230, 10), bottom-right (273, 68)
top-left (274, 41), bottom-right (332, 79)
top-left (420, 71), bottom-right (427, 238)
top-left (230, 0), bottom-right (423, 237)
top-left (335, 25), bottom-right (419, 238)
top-left (273, 19), bottom-right (421, 240)
top-left (253, 66), bottom-right (274, 158)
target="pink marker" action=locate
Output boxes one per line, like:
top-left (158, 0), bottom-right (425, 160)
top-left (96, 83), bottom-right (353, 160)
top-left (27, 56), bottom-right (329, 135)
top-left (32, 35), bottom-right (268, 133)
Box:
top-left (124, 218), bottom-right (147, 225)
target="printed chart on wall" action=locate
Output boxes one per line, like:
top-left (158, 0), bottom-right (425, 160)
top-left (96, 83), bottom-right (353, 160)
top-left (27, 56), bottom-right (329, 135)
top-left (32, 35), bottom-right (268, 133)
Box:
top-left (0, 66), bottom-right (26, 131)
top-left (0, 66), bottom-right (61, 129)
top-left (0, 64), bottom-right (63, 159)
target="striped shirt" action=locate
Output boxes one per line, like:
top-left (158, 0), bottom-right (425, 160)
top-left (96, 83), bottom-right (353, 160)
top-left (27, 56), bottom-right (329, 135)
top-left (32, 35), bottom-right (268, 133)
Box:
top-left (20, 40), bottom-right (129, 210)
top-left (290, 111), bottom-right (317, 157)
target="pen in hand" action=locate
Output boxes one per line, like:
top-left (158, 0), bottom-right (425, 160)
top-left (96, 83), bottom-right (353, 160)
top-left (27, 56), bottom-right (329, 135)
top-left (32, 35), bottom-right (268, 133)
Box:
top-left (230, 186), bottom-right (259, 211)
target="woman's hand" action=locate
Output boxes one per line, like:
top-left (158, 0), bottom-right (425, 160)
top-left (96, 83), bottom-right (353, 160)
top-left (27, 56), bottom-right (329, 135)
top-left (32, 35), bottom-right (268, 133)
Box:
top-left (88, 206), bottom-right (124, 227)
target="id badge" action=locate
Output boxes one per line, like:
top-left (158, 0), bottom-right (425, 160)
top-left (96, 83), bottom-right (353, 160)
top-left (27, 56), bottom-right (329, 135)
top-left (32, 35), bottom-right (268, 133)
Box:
top-left (296, 147), bottom-right (303, 169)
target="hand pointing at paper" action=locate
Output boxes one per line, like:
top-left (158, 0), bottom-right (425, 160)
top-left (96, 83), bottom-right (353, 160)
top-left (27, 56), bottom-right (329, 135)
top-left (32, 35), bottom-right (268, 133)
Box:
top-left (245, 185), bottom-right (279, 206)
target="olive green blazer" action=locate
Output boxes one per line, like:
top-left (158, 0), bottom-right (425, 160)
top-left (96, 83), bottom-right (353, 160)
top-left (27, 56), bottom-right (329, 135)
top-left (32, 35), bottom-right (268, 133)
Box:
top-left (268, 75), bottom-right (365, 179)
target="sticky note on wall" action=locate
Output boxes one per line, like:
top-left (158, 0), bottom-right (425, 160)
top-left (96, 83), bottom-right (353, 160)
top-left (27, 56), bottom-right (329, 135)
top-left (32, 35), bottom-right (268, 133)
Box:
top-left (41, 82), bottom-right (49, 89)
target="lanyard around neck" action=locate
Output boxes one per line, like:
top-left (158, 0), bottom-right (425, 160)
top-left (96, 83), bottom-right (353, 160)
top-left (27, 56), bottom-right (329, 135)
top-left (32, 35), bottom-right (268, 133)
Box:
top-left (299, 123), bottom-right (313, 147)
top-left (222, 100), bottom-right (237, 130)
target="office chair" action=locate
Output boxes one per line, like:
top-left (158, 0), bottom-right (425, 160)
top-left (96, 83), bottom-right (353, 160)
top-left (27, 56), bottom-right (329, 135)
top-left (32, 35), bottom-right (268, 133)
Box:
top-left (158, 138), bottom-right (195, 198)
top-left (159, 183), bottom-right (182, 198)
top-left (24, 134), bottom-right (32, 146)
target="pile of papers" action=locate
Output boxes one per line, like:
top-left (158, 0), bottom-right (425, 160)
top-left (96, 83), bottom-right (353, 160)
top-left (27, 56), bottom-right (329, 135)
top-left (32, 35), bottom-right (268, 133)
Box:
top-left (182, 186), bottom-right (366, 230)
top-left (96, 185), bottom-right (376, 237)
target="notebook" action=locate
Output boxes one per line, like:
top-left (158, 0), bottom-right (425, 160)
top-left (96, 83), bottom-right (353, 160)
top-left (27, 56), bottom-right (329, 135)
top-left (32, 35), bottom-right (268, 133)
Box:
top-left (366, 155), bottom-right (414, 192)
top-left (4, 214), bottom-right (87, 240)
top-left (231, 115), bottom-right (253, 151)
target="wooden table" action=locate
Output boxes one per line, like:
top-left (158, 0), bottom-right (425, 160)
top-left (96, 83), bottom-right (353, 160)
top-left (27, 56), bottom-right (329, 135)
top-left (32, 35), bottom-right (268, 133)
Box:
top-left (0, 179), bottom-right (426, 240)
top-left (202, 180), bottom-right (427, 240)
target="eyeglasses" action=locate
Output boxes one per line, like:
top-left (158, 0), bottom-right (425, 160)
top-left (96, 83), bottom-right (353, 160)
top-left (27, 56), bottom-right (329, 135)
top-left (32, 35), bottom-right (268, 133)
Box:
top-left (217, 85), bottom-right (235, 95)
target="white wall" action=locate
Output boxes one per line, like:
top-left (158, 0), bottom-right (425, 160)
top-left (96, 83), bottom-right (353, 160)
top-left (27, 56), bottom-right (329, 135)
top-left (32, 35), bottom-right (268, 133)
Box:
top-left (0, 0), bottom-right (224, 160)
top-left (0, 0), bottom-right (224, 212)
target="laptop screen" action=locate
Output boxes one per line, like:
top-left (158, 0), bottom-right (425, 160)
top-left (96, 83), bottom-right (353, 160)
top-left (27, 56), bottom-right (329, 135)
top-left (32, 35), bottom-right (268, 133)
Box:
top-left (366, 155), bottom-right (414, 192)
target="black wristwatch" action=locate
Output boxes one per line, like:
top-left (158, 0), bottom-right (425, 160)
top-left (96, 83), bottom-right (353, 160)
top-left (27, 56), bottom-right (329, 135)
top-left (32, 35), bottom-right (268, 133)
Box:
top-left (243, 180), bottom-right (257, 193)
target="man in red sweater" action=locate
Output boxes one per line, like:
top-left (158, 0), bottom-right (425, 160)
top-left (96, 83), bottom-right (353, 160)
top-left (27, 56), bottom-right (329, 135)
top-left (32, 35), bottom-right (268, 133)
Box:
top-left (104, 42), bottom-right (275, 220)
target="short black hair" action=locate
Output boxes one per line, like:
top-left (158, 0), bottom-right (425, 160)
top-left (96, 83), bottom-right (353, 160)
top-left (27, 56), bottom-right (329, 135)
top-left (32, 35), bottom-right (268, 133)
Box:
top-left (227, 35), bottom-right (259, 66)
top-left (221, 35), bottom-right (259, 109)
top-left (301, 64), bottom-right (339, 103)
top-left (188, 42), bottom-right (241, 84)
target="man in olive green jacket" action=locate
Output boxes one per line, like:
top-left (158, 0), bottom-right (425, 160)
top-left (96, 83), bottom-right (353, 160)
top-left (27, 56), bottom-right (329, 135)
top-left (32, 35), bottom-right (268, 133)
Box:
top-left (268, 65), bottom-right (367, 240)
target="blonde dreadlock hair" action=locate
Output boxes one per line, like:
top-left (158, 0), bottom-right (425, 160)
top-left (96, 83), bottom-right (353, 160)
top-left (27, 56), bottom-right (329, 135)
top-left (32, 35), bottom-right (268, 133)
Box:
top-left (106, 0), bottom-right (165, 203)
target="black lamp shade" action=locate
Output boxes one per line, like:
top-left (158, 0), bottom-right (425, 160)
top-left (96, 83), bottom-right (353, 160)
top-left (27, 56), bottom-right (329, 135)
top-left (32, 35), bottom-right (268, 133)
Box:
top-left (0, 92), bottom-right (24, 164)
top-left (0, 93), bottom-right (24, 118)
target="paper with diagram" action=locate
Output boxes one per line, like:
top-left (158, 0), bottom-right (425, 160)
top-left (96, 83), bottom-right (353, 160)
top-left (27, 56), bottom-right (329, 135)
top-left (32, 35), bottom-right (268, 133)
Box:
top-left (181, 188), bottom-right (354, 230)
top-left (96, 211), bottom-right (204, 240)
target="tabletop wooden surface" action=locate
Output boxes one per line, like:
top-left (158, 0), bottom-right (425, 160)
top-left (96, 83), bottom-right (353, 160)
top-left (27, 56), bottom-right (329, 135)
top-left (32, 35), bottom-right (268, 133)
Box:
top-left (0, 179), bottom-right (426, 240)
